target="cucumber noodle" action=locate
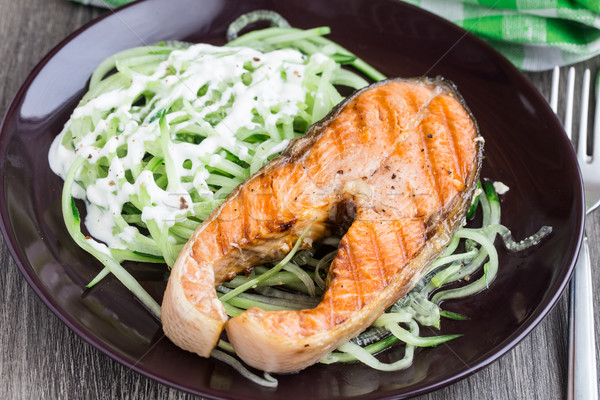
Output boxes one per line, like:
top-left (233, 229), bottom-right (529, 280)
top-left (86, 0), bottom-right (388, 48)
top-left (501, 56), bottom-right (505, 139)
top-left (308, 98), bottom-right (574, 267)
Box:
top-left (48, 22), bottom-right (551, 387)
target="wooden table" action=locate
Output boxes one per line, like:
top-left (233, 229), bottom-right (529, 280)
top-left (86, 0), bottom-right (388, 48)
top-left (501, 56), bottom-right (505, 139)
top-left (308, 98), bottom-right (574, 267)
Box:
top-left (1, 1), bottom-right (598, 399)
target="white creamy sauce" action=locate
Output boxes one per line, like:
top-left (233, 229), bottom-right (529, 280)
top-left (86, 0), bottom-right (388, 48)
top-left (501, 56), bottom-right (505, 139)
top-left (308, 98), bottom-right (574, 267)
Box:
top-left (49, 43), bottom-right (327, 249)
top-left (84, 237), bottom-right (112, 256)
top-left (493, 181), bottom-right (510, 195)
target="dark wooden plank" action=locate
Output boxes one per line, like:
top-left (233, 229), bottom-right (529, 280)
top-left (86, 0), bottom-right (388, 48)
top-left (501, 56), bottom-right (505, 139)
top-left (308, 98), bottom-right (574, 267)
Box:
top-left (0, 1), bottom-right (598, 399)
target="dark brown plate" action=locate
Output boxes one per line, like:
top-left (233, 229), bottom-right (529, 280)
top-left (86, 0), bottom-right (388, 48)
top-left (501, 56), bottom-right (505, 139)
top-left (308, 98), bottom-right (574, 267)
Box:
top-left (0, 0), bottom-right (584, 399)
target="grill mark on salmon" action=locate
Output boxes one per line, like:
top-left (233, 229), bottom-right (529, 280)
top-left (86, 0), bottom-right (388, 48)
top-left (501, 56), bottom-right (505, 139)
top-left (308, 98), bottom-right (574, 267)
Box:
top-left (161, 77), bottom-right (482, 371)
top-left (394, 221), bottom-right (409, 268)
top-left (432, 98), bottom-right (462, 181)
top-left (421, 117), bottom-right (443, 208)
top-left (447, 97), bottom-right (476, 179)
top-left (371, 219), bottom-right (387, 290)
top-left (403, 91), bottom-right (441, 212)
top-left (424, 99), bottom-right (465, 201)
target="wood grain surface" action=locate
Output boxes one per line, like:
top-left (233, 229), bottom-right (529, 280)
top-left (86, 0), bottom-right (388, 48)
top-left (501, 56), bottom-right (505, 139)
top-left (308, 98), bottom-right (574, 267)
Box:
top-left (0, 0), bottom-right (598, 399)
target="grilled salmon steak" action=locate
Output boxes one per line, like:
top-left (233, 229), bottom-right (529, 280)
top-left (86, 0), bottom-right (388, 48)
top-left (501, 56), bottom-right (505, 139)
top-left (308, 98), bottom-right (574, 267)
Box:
top-left (161, 77), bottom-right (482, 373)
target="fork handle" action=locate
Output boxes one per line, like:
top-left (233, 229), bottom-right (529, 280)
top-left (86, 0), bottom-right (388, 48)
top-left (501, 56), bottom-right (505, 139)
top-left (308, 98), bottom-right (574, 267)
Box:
top-left (568, 237), bottom-right (599, 400)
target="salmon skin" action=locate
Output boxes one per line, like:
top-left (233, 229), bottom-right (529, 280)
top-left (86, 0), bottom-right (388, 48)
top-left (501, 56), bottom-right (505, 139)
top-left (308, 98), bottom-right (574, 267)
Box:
top-left (161, 77), bottom-right (482, 373)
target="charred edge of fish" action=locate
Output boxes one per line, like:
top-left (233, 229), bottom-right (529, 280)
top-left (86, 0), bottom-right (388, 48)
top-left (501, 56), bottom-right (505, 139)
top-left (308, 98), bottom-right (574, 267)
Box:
top-left (331, 198), bottom-right (357, 236)
top-left (276, 220), bottom-right (296, 232)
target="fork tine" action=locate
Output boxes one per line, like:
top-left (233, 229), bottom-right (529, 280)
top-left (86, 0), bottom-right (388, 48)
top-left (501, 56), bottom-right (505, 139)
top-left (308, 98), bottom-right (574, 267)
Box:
top-left (594, 70), bottom-right (600, 161)
top-left (565, 67), bottom-right (576, 140)
top-left (551, 66), bottom-right (560, 114)
top-left (578, 69), bottom-right (590, 162)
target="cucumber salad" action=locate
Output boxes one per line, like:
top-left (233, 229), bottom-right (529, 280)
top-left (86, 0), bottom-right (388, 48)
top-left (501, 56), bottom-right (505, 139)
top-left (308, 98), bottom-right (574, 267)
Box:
top-left (49, 12), bottom-right (551, 387)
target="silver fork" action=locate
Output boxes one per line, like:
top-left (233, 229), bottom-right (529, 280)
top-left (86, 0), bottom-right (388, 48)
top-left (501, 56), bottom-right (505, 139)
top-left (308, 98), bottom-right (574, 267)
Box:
top-left (551, 66), bottom-right (600, 400)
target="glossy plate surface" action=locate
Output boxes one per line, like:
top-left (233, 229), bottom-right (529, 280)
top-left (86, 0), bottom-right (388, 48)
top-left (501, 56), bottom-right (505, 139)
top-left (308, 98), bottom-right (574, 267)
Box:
top-left (0, 0), bottom-right (584, 399)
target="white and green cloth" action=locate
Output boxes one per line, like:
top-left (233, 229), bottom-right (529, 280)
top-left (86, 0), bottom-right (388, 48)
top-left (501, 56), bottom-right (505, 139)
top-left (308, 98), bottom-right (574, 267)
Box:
top-left (71, 0), bottom-right (600, 71)
top-left (400, 0), bottom-right (600, 70)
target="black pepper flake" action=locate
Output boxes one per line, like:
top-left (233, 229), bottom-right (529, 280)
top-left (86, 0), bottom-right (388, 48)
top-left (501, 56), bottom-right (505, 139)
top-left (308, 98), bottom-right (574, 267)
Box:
top-left (253, 57), bottom-right (260, 62)
top-left (251, 189), bottom-right (255, 192)
top-left (361, 176), bottom-right (367, 181)
top-left (427, 134), bottom-right (433, 138)
top-left (304, 344), bottom-right (310, 347)
top-left (391, 185), bottom-right (395, 189)
top-left (384, 165), bottom-right (391, 171)
top-left (87, 154), bottom-right (92, 159)
top-left (391, 173), bottom-right (396, 179)
top-left (337, 170), bottom-right (344, 174)
top-left (179, 197), bottom-right (188, 210)
top-left (448, 170), bottom-right (453, 175)
top-left (420, 148), bottom-right (424, 152)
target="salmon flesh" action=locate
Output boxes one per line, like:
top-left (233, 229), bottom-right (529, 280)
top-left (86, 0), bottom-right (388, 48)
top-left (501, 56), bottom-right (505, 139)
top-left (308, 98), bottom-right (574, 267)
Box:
top-left (161, 77), bottom-right (482, 373)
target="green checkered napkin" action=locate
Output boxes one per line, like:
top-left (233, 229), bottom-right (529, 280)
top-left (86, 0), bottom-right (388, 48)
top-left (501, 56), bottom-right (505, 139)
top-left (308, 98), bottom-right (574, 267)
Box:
top-left (399, 0), bottom-right (600, 71)
top-left (72, 0), bottom-right (600, 71)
